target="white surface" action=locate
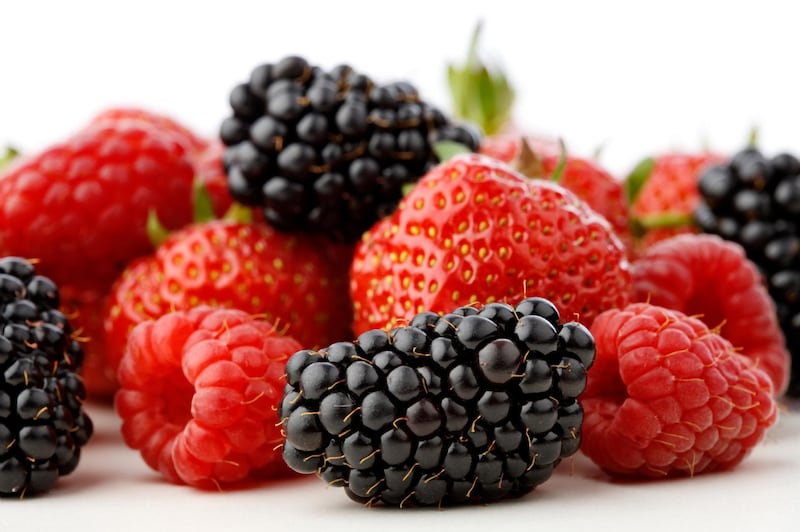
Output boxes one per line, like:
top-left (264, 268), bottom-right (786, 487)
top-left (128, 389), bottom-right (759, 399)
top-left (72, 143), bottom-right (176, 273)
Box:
top-left (3, 1), bottom-right (800, 176)
top-left (3, 2), bottom-right (800, 530)
top-left (2, 401), bottom-right (799, 531)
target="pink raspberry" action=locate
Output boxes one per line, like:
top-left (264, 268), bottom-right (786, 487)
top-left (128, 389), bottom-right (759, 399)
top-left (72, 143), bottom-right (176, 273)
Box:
top-left (632, 233), bottom-right (790, 395)
top-left (582, 303), bottom-right (778, 478)
top-left (115, 306), bottom-right (302, 489)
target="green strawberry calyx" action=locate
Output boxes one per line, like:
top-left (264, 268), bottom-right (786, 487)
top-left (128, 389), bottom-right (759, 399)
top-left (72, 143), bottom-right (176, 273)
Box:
top-left (147, 180), bottom-right (252, 248)
top-left (624, 156), bottom-right (695, 238)
top-left (628, 211), bottom-right (694, 239)
top-left (511, 137), bottom-right (568, 183)
top-left (448, 21), bottom-right (514, 136)
top-left (433, 140), bottom-right (473, 162)
top-left (624, 156), bottom-right (655, 206)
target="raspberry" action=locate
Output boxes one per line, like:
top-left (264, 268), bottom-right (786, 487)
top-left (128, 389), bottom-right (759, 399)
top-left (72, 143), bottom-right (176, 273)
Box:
top-left (582, 303), bottom-right (777, 478)
top-left (631, 233), bottom-right (790, 395)
top-left (280, 297), bottom-right (595, 507)
top-left (114, 306), bottom-right (302, 488)
top-left (695, 146), bottom-right (800, 395)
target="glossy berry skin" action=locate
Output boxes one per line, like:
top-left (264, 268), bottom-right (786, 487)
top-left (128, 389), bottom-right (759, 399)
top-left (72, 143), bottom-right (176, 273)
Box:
top-left (695, 147), bottom-right (800, 395)
top-left (0, 257), bottom-right (93, 497)
top-left (221, 55), bottom-right (480, 242)
top-left (104, 220), bottom-right (352, 390)
top-left (350, 154), bottom-right (631, 334)
top-left (280, 297), bottom-right (595, 507)
top-left (583, 303), bottom-right (777, 478)
top-left (628, 152), bottom-right (725, 250)
top-left (115, 306), bottom-right (301, 488)
top-left (0, 114), bottom-right (196, 287)
top-left (481, 134), bottom-right (631, 250)
top-left (632, 233), bottom-right (790, 395)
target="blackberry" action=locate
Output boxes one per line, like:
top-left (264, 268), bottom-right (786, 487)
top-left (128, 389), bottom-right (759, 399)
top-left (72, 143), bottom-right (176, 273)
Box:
top-left (0, 257), bottom-right (93, 497)
top-left (695, 147), bottom-right (800, 395)
top-left (279, 297), bottom-right (594, 507)
top-left (220, 55), bottom-right (481, 242)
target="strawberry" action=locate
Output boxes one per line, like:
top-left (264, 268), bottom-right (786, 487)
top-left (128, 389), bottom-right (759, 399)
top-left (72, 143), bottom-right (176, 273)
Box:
top-left (482, 138), bottom-right (632, 251)
top-left (626, 151), bottom-right (725, 251)
top-left (104, 220), bottom-right (353, 388)
top-left (350, 154), bottom-right (631, 334)
top-left (448, 25), bottom-right (631, 252)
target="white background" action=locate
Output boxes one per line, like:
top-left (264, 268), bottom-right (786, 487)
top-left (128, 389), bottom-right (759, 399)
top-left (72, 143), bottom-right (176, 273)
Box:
top-left (3, 0), bottom-right (800, 176)
top-left (2, 1), bottom-right (800, 529)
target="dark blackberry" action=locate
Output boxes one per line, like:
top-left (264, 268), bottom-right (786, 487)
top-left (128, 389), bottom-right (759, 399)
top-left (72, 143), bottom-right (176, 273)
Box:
top-left (220, 55), bottom-right (481, 242)
top-left (279, 296), bottom-right (594, 507)
top-left (695, 147), bottom-right (800, 395)
top-left (0, 257), bottom-right (93, 497)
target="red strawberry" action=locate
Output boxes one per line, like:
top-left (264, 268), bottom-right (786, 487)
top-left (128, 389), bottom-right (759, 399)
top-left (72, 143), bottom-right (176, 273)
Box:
top-left (481, 137), bottom-right (632, 251)
top-left (478, 132), bottom-right (559, 163)
top-left (104, 220), bottom-right (353, 388)
top-left (350, 154), bottom-right (631, 334)
top-left (626, 152), bottom-right (725, 250)
top-left (583, 302), bottom-right (777, 478)
top-left (631, 233), bottom-right (790, 395)
top-left (115, 306), bottom-right (301, 488)
top-left (447, 24), bottom-right (631, 251)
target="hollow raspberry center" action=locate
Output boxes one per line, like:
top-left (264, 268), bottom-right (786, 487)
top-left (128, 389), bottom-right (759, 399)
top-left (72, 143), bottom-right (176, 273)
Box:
top-left (684, 285), bottom-right (726, 331)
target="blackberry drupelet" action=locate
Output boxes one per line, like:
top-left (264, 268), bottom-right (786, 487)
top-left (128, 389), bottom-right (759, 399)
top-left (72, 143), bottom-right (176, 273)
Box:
top-left (221, 55), bottom-right (481, 242)
top-left (0, 257), bottom-right (93, 497)
top-left (279, 297), bottom-right (595, 507)
top-left (695, 147), bottom-right (800, 395)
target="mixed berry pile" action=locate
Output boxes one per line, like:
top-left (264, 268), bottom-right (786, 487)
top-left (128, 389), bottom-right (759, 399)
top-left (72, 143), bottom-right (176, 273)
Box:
top-left (0, 42), bottom-right (794, 505)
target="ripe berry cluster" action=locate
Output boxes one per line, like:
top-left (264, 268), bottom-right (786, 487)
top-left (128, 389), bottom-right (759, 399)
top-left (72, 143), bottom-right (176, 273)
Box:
top-left (221, 55), bottom-right (480, 242)
top-left (0, 257), bottom-right (93, 497)
top-left (695, 147), bottom-right (800, 394)
top-left (280, 297), bottom-right (595, 507)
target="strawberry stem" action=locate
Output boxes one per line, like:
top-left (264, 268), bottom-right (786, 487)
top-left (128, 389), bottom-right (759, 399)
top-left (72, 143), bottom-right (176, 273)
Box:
top-left (512, 138), bottom-right (545, 179)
